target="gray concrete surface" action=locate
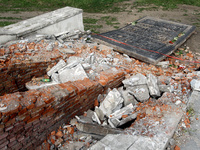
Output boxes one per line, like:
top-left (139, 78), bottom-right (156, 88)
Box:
top-left (0, 6), bottom-right (84, 44)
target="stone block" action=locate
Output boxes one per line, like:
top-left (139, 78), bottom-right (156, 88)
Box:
top-left (0, 6), bottom-right (84, 44)
top-left (59, 63), bottom-right (88, 83)
top-left (147, 73), bottom-right (160, 97)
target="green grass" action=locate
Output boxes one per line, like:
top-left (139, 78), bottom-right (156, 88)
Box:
top-left (83, 18), bottom-right (98, 24)
top-left (0, 21), bottom-right (16, 27)
top-left (133, 0), bottom-right (200, 10)
top-left (100, 16), bottom-right (119, 25)
top-left (84, 24), bottom-right (103, 33)
top-left (0, 17), bottom-right (22, 20)
top-left (0, 0), bottom-right (128, 12)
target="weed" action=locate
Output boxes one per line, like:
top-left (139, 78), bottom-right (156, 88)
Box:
top-left (84, 25), bottom-right (102, 33)
top-left (0, 0), bottom-right (128, 13)
top-left (183, 13), bottom-right (188, 16)
top-left (133, 0), bottom-right (200, 10)
top-left (0, 17), bottom-right (22, 20)
top-left (100, 16), bottom-right (119, 26)
top-left (83, 18), bottom-right (98, 24)
top-left (114, 26), bottom-right (119, 29)
top-left (0, 21), bottom-right (16, 27)
top-left (187, 106), bottom-right (195, 116)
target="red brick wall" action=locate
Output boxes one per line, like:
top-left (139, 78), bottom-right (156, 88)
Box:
top-left (0, 60), bottom-right (60, 96)
top-left (0, 69), bottom-right (125, 149)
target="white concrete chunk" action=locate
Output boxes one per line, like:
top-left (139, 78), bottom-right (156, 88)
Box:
top-left (59, 63), bottom-right (88, 83)
top-left (99, 88), bottom-right (124, 117)
top-left (47, 59), bottom-right (66, 77)
top-left (118, 87), bottom-right (138, 106)
top-left (128, 85), bottom-right (150, 102)
top-left (190, 79), bottom-right (200, 91)
top-left (122, 73), bottom-right (147, 87)
top-left (147, 74), bottom-right (160, 97)
top-left (0, 7), bottom-right (84, 44)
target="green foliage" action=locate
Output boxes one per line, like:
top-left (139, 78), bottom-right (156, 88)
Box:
top-left (133, 0), bottom-right (200, 10)
top-left (0, 21), bottom-right (16, 26)
top-left (83, 18), bottom-right (98, 24)
top-left (0, 0), bottom-right (128, 12)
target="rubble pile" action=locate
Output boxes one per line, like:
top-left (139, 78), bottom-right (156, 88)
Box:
top-left (1, 29), bottom-right (200, 149)
top-left (38, 66), bottom-right (200, 149)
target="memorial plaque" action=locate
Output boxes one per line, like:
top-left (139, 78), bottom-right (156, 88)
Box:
top-left (93, 17), bottom-right (195, 64)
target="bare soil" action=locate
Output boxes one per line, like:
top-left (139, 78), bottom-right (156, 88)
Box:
top-left (0, 1), bottom-right (199, 53)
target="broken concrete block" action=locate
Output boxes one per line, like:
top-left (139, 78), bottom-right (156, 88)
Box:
top-left (109, 103), bottom-right (134, 119)
top-left (118, 113), bottom-right (137, 127)
top-left (147, 74), bottom-right (160, 97)
top-left (95, 106), bottom-right (104, 121)
top-left (128, 85), bottom-right (150, 102)
top-left (76, 122), bottom-right (123, 136)
top-left (118, 87), bottom-right (138, 106)
top-left (190, 79), bottom-right (200, 91)
top-left (92, 112), bottom-right (101, 125)
top-left (99, 88), bottom-right (124, 117)
top-left (51, 72), bottom-right (60, 83)
top-left (158, 84), bottom-right (173, 93)
top-left (108, 118), bottom-right (120, 128)
top-left (59, 64), bottom-right (89, 83)
top-left (89, 134), bottom-right (138, 150)
top-left (122, 73), bottom-right (147, 87)
top-left (82, 63), bottom-right (91, 70)
top-left (47, 59), bottom-right (66, 76)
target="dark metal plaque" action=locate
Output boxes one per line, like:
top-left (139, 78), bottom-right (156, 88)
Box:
top-left (93, 17), bottom-right (195, 64)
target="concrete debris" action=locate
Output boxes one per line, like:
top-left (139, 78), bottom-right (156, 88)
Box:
top-left (147, 73), bottom-right (160, 97)
top-left (156, 61), bottom-right (169, 68)
top-left (47, 59), bottom-right (66, 76)
top-left (118, 87), bottom-right (138, 106)
top-left (92, 112), bottom-right (101, 125)
top-left (128, 84), bottom-right (150, 102)
top-left (99, 88), bottom-right (124, 117)
top-left (59, 63), bottom-right (89, 83)
top-left (122, 73), bottom-right (147, 87)
top-left (76, 121), bottom-right (123, 136)
top-left (94, 106), bottom-right (104, 121)
top-left (190, 79), bottom-right (200, 91)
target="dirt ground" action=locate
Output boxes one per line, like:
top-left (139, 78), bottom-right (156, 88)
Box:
top-left (0, 1), bottom-right (200, 53)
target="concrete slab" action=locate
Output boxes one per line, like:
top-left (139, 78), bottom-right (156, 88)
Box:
top-left (180, 91), bottom-right (200, 150)
top-left (94, 17), bottom-right (195, 64)
top-left (0, 6), bottom-right (84, 44)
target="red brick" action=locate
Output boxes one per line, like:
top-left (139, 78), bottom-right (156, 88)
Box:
top-left (0, 132), bottom-right (8, 140)
top-left (18, 107), bottom-right (28, 115)
top-left (38, 92), bottom-right (55, 104)
top-left (58, 82), bottom-right (77, 96)
top-left (5, 125), bottom-right (14, 132)
top-left (26, 115), bottom-right (40, 124)
top-left (0, 139), bottom-right (9, 149)
top-left (5, 118), bottom-right (15, 127)
top-left (9, 136), bottom-right (16, 143)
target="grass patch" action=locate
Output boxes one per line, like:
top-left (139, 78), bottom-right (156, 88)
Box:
top-left (0, 21), bottom-right (16, 27)
top-left (84, 24), bottom-right (103, 33)
top-left (133, 0), bottom-right (200, 10)
top-left (83, 18), bottom-right (98, 24)
top-left (0, 17), bottom-right (22, 20)
top-left (0, 0), bottom-right (128, 12)
top-left (192, 22), bottom-right (200, 27)
top-left (100, 16), bottom-right (119, 26)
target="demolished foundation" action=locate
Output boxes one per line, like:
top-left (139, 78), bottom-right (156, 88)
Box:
top-left (0, 6), bottom-right (200, 150)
